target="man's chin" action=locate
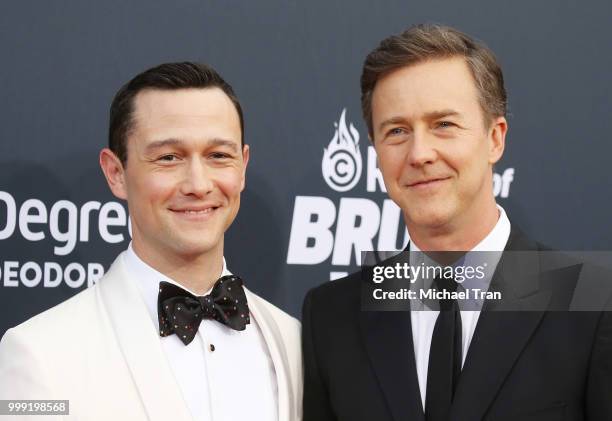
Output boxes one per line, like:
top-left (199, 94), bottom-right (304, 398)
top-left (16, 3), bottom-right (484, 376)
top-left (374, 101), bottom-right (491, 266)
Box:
top-left (406, 208), bottom-right (454, 231)
top-left (168, 238), bottom-right (221, 259)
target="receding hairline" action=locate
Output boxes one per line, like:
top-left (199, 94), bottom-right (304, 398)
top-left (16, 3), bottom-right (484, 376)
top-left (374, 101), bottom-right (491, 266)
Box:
top-left (109, 62), bottom-right (246, 166)
top-left (124, 86), bottom-right (244, 146)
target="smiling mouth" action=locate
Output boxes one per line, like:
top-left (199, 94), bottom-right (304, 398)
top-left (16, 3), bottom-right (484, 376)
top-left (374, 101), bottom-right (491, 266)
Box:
top-left (407, 177), bottom-right (451, 188)
top-left (170, 206), bottom-right (220, 216)
top-left (174, 208), bottom-right (217, 214)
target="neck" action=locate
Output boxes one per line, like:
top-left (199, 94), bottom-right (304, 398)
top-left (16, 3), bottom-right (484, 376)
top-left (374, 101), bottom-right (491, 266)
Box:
top-left (131, 240), bottom-right (224, 295)
top-left (408, 197), bottom-right (499, 252)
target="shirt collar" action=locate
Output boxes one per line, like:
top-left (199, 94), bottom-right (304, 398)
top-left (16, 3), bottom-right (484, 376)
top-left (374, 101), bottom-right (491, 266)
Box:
top-left (123, 243), bottom-right (232, 326)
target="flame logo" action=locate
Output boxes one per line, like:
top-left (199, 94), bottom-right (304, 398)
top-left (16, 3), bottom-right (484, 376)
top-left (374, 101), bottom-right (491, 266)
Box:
top-left (322, 109), bottom-right (362, 192)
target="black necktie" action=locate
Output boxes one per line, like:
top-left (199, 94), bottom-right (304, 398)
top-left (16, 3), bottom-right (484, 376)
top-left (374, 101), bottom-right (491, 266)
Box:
top-left (425, 275), bottom-right (463, 421)
top-left (157, 275), bottom-right (250, 345)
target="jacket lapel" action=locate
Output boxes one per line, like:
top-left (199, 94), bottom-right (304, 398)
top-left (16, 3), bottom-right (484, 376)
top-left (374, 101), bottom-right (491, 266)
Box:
top-left (450, 228), bottom-right (551, 420)
top-left (360, 309), bottom-right (425, 421)
top-left (245, 289), bottom-right (295, 421)
top-left (450, 292), bottom-right (550, 420)
top-left (98, 253), bottom-right (193, 421)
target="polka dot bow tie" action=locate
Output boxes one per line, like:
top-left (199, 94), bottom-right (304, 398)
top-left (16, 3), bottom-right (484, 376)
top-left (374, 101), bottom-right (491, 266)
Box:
top-left (157, 275), bottom-right (250, 345)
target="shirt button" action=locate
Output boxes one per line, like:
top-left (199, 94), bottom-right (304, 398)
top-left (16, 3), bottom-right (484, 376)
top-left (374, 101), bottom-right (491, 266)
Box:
top-left (209, 343), bottom-right (216, 352)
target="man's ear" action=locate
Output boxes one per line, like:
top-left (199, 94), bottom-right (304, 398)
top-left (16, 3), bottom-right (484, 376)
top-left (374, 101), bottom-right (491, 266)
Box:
top-left (240, 144), bottom-right (250, 191)
top-left (99, 148), bottom-right (128, 200)
top-left (488, 116), bottom-right (508, 165)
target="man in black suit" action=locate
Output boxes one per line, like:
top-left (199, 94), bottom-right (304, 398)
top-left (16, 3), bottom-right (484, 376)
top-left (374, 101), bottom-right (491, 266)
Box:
top-left (302, 24), bottom-right (612, 420)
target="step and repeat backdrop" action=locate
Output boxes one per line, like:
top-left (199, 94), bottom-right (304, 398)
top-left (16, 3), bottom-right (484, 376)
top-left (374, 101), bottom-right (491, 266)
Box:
top-left (1, 0), bottom-right (611, 335)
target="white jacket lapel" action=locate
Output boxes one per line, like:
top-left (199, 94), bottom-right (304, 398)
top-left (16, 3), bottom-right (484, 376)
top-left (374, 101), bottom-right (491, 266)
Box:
top-left (98, 253), bottom-right (193, 421)
top-left (245, 289), bottom-right (294, 421)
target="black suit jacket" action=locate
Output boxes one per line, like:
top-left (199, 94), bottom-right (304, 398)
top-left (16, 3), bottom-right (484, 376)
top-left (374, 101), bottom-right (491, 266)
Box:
top-left (302, 228), bottom-right (612, 420)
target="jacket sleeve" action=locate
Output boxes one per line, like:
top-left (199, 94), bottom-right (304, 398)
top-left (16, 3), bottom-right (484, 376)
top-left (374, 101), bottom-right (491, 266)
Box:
top-left (0, 327), bottom-right (65, 421)
top-left (586, 304), bottom-right (612, 420)
top-left (302, 288), bottom-right (336, 421)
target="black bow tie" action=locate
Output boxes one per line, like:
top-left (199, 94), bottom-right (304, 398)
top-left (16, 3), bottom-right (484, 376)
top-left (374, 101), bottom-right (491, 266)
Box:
top-left (157, 275), bottom-right (250, 345)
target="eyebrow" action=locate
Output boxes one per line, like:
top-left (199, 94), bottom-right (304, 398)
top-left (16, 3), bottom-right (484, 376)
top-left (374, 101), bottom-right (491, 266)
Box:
top-left (377, 109), bottom-right (462, 131)
top-left (144, 138), bottom-right (239, 153)
top-left (423, 109), bottom-right (461, 120)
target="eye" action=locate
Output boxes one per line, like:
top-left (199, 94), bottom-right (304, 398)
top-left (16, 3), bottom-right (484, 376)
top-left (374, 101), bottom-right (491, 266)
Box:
top-left (388, 127), bottom-right (406, 136)
top-left (436, 121), bottom-right (456, 129)
top-left (158, 154), bottom-right (179, 162)
top-left (210, 152), bottom-right (231, 159)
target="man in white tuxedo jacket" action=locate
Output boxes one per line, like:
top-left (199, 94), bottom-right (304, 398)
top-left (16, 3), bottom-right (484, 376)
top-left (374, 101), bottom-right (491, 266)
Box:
top-left (0, 62), bottom-right (302, 421)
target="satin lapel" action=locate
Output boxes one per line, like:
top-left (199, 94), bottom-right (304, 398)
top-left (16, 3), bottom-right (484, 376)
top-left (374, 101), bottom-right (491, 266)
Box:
top-left (360, 310), bottom-right (425, 421)
top-left (450, 288), bottom-right (550, 420)
top-left (98, 254), bottom-right (193, 421)
top-left (245, 289), bottom-right (293, 421)
top-left (451, 228), bottom-right (551, 421)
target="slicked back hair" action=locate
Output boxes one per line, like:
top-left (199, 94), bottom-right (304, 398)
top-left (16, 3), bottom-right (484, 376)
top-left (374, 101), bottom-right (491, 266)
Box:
top-left (109, 62), bottom-right (244, 165)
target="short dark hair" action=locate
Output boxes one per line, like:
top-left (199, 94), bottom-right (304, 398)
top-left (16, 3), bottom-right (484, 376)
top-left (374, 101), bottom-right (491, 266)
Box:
top-left (361, 24), bottom-right (507, 137)
top-left (109, 62), bottom-right (244, 165)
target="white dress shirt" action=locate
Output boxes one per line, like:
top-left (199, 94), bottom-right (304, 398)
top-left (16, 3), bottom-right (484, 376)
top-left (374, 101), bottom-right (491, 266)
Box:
top-left (409, 205), bottom-right (511, 409)
top-left (124, 244), bottom-right (278, 421)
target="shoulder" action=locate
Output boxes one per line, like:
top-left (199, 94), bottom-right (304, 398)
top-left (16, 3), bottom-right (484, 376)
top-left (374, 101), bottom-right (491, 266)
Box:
top-left (0, 253), bottom-right (126, 354)
top-left (508, 223), bottom-right (612, 310)
top-left (302, 271), bottom-right (362, 324)
top-left (0, 285), bottom-right (102, 397)
top-left (2, 286), bottom-right (100, 346)
top-left (306, 270), bottom-right (362, 304)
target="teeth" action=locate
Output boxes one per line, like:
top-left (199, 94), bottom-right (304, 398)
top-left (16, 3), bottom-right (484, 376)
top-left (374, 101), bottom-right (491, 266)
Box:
top-left (181, 208), bottom-right (214, 214)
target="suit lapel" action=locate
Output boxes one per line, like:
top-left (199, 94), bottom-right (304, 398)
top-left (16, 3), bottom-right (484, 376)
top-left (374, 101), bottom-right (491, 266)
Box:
top-left (98, 254), bottom-right (193, 421)
top-left (450, 292), bottom-right (550, 420)
top-left (450, 228), bottom-right (551, 420)
top-left (360, 309), bottom-right (425, 421)
top-left (245, 289), bottom-right (294, 421)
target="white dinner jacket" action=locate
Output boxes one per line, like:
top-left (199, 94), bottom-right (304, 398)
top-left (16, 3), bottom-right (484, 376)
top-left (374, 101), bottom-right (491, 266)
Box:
top-left (0, 253), bottom-right (302, 421)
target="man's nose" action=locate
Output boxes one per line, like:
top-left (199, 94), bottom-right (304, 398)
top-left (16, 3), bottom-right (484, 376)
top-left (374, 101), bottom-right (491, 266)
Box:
top-left (406, 129), bottom-right (437, 167)
top-left (180, 159), bottom-right (214, 197)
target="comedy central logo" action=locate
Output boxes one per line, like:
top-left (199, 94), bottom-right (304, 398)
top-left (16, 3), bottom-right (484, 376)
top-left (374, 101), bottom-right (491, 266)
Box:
top-left (321, 109), bottom-right (362, 192)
